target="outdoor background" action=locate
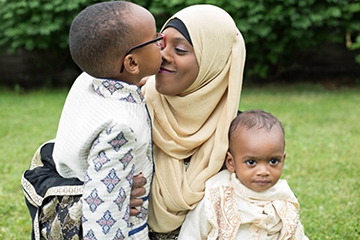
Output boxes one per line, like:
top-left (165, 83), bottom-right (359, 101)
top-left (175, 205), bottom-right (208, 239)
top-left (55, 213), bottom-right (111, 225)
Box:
top-left (0, 0), bottom-right (359, 239)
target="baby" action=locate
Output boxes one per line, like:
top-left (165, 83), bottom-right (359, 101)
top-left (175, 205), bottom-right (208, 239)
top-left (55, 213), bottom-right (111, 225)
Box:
top-left (179, 109), bottom-right (308, 239)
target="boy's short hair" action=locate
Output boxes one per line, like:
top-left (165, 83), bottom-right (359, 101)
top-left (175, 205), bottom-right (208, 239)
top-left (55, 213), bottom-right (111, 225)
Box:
top-left (69, 1), bottom-right (137, 78)
top-left (229, 109), bottom-right (285, 146)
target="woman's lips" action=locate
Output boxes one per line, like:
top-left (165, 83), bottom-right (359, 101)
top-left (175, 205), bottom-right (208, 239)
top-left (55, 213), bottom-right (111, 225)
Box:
top-left (158, 67), bottom-right (174, 74)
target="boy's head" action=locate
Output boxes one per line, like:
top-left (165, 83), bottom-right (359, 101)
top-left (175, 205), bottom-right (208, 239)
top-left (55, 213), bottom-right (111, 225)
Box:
top-left (225, 110), bottom-right (286, 192)
top-left (69, 1), bottom-right (162, 84)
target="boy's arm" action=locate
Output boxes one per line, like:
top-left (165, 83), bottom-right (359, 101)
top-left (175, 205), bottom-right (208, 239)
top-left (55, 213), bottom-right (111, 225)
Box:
top-left (82, 123), bottom-right (137, 239)
top-left (178, 196), bottom-right (211, 240)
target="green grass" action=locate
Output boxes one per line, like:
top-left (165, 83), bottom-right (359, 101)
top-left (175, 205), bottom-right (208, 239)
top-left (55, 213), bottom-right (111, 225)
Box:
top-left (1, 83), bottom-right (359, 239)
top-left (0, 87), bottom-right (67, 239)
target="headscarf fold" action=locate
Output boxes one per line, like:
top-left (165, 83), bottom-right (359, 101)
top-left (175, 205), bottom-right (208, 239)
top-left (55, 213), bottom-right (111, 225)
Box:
top-left (144, 4), bottom-right (246, 232)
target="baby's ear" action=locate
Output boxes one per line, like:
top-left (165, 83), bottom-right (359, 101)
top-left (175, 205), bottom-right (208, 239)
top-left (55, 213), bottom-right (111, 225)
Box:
top-left (123, 54), bottom-right (140, 74)
top-left (225, 151), bottom-right (236, 173)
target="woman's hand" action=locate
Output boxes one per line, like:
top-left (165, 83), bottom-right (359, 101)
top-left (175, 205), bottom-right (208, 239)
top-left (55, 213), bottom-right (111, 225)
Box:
top-left (138, 76), bottom-right (150, 87)
top-left (130, 173), bottom-right (147, 216)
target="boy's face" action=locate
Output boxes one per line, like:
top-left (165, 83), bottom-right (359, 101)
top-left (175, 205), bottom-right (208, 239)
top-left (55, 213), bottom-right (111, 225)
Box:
top-left (127, 6), bottom-right (162, 81)
top-left (226, 126), bottom-right (286, 192)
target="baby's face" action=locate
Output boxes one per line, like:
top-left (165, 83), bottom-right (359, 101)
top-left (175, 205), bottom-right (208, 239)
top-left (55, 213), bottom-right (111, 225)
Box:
top-left (226, 127), bottom-right (285, 192)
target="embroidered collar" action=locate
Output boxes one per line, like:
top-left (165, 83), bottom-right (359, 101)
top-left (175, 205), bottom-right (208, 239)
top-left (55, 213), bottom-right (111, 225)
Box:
top-left (230, 173), bottom-right (297, 203)
top-left (92, 78), bottom-right (145, 103)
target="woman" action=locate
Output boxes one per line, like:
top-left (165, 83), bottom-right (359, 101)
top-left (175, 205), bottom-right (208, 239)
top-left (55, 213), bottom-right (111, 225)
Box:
top-left (143, 4), bottom-right (246, 236)
top-left (22, 4), bottom-right (246, 239)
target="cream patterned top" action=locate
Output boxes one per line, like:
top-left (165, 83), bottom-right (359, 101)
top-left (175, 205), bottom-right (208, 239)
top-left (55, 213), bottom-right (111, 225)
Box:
top-left (179, 170), bottom-right (308, 240)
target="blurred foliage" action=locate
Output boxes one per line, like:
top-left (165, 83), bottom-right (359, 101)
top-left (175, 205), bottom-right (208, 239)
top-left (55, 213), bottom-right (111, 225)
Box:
top-left (0, 0), bottom-right (359, 79)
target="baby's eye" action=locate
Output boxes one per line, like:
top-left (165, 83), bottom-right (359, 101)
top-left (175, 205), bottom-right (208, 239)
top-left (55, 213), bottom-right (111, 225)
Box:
top-left (246, 160), bottom-right (256, 166)
top-left (269, 159), bottom-right (279, 165)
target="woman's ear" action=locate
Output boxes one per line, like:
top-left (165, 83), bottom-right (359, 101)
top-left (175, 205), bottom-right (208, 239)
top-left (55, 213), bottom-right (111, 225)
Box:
top-left (225, 151), bottom-right (236, 173)
top-left (123, 54), bottom-right (140, 74)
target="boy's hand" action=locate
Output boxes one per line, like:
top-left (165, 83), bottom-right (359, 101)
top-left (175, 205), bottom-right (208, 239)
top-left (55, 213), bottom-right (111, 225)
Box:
top-left (130, 173), bottom-right (147, 216)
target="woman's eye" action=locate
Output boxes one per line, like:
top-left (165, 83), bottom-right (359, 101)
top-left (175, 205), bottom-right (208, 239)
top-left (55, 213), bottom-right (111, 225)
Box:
top-left (269, 159), bottom-right (279, 165)
top-left (175, 48), bottom-right (188, 54)
top-left (246, 160), bottom-right (256, 166)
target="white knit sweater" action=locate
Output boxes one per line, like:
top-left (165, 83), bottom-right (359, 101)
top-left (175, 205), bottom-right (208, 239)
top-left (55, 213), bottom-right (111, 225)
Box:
top-left (53, 72), bottom-right (153, 239)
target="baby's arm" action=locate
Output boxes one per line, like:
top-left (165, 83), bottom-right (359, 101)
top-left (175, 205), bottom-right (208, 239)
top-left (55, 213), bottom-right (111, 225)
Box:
top-left (178, 196), bottom-right (211, 240)
top-left (295, 221), bottom-right (309, 240)
top-left (82, 123), bottom-right (137, 239)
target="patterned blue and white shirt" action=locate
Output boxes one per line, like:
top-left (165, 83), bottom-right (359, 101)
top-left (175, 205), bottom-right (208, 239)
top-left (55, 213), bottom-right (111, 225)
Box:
top-left (53, 72), bottom-right (153, 239)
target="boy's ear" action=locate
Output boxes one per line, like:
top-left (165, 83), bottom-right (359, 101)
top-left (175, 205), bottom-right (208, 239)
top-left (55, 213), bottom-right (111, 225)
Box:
top-left (123, 54), bottom-right (140, 74)
top-left (283, 151), bottom-right (286, 164)
top-left (225, 151), bottom-right (236, 173)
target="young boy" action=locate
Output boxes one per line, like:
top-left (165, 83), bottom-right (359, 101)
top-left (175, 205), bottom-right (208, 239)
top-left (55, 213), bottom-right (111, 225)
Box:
top-left (178, 110), bottom-right (308, 239)
top-left (22, 1), bottom-right (164, 239)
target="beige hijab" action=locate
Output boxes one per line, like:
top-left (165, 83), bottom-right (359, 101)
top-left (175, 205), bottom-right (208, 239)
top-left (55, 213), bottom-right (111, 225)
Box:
top-left (144, 4), bottom-right (246, 232)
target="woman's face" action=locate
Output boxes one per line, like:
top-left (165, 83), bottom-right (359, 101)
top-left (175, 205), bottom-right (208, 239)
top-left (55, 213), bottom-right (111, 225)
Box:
top-left (155, 27), bottom-right (199, 96)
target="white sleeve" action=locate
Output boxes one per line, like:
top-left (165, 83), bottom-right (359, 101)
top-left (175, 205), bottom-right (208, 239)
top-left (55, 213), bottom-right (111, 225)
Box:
top-left (178, 196), bottom-right (212, 240)
top-left (82, 123), bottom-right (137, 239)
top-left (295, 221), bottom-right (309, 240)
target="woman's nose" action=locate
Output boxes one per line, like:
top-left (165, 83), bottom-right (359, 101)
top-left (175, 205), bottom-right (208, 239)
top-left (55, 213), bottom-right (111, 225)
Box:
top-left (160, 47), bottom-right (172, 63)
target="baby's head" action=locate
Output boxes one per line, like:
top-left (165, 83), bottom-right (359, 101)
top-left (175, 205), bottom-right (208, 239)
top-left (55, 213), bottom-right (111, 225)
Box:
top-left (69, 1), bottom-right (162, 83)
top-left (225, 110), bottom-right (286, 192)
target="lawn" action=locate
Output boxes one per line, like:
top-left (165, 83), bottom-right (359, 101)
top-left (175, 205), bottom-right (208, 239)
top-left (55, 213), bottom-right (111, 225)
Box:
top-left (0, 83), bottom-right (359, 239)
